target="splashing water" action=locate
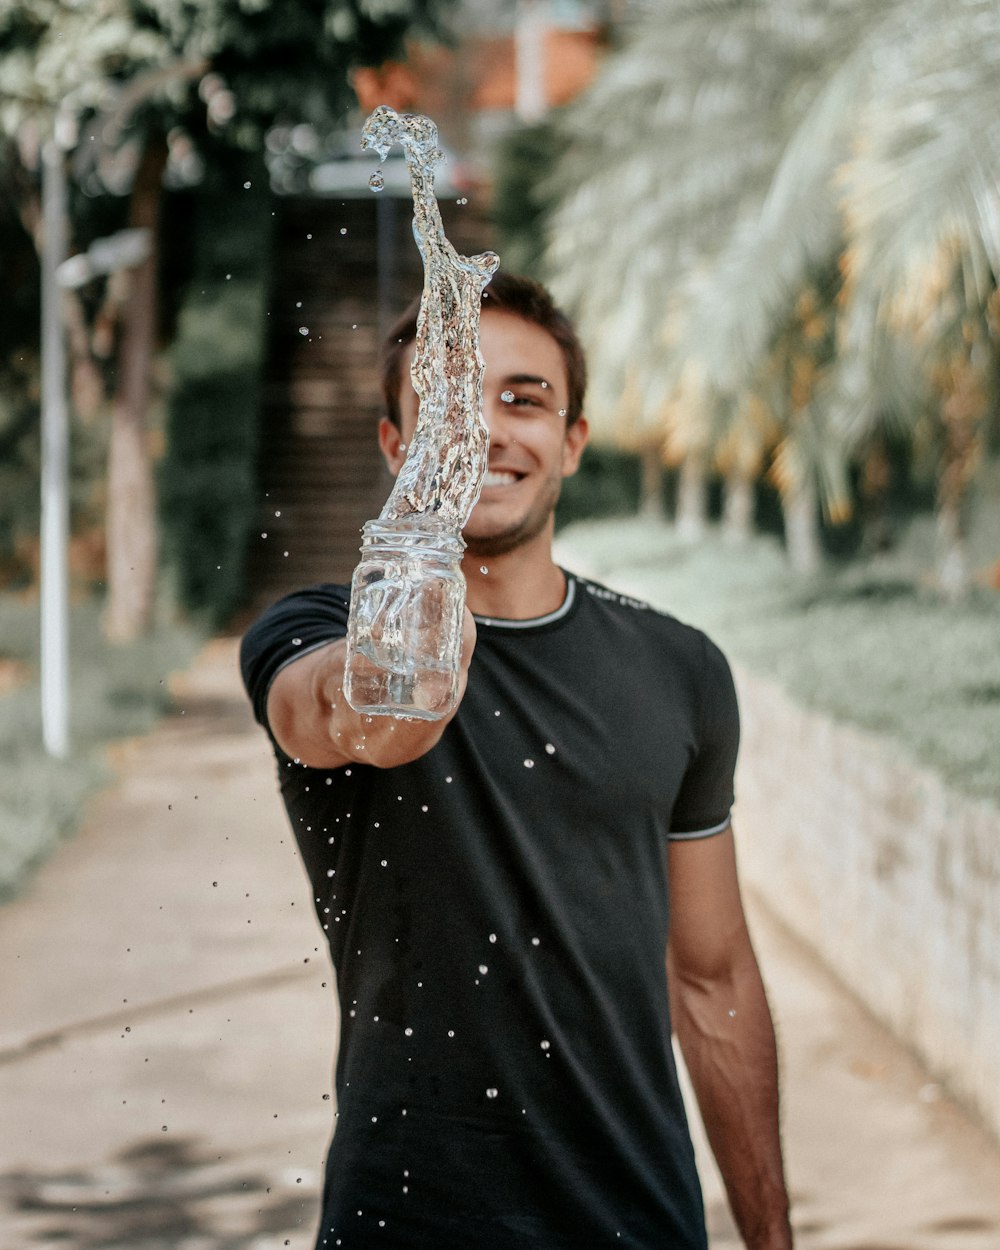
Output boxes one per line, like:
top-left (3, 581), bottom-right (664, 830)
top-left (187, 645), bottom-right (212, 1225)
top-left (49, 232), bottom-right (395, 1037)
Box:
top-left (361, 105), bottom-right (499, 529)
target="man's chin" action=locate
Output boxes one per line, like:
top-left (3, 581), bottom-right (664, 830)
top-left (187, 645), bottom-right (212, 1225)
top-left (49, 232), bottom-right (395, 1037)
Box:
top-left (462, 527), bottom-right (532, 559)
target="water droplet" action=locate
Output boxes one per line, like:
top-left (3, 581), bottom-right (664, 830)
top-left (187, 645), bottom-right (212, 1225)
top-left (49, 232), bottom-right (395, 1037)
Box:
top-left (243, 180), bottom-right (252, 189)
top-left (340, 227), bottom-right (348, 235)
top-left (531, 937), bottom-right (540, 946)
top-left (404, 1026), bottom-right (413, 1036)
top-left (488, 932), bottom-right (497, 943)
top-left (369, 169), bottom-right (385, 191)
top-left (486, 1087), bottom-right (498, 1099)
top-left (500, 389), bottom-right (515, 403)
top-left (298, 326), bottom-right (310, 336)
top-left (478, 964), bottom-right (488, 975)
top-left (728, 1009), bottom-right (737, 1018)
top-left (523, 758), bottom-right (535, 769)
top-left (447, 1029), bottom-right (455, 1038)
top-left (544, 743), bottom-right (556, 754)
top-left (558, 408), bottom-right (568, 418)
top-left (480, 565), bottom-right (489, 574)
top-left (380, 859), bottom-right (387, 868)
top-left (292, 637), bottom-right (302, 646)
top-left (540, 1039), bottom-right (550, 1050)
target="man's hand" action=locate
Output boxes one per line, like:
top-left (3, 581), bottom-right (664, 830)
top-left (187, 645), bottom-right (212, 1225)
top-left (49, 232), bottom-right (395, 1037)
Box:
top-left (267, 607), bottom-right (477, 770)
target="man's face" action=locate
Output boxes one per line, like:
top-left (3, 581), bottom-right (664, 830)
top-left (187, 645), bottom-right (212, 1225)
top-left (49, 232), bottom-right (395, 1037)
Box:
top-left (380, 310), bottom-right (588, 557)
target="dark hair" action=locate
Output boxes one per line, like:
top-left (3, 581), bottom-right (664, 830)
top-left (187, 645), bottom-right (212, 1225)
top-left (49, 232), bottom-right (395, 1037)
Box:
top-left (380, 271), bottom-right (587, 429)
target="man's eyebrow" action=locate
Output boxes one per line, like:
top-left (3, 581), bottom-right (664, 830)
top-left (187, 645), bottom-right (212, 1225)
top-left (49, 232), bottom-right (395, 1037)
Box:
top-left (503, 373), bottom-right (555, 389)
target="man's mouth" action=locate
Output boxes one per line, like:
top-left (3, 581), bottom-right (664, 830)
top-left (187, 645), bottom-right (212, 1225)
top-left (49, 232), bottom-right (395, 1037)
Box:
top-left (482, 469), bottom-right (522, 488)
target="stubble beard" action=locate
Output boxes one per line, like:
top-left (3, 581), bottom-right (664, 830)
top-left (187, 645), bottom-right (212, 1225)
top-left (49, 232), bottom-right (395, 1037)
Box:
top-left (463, 473), bottom-right (562, 558)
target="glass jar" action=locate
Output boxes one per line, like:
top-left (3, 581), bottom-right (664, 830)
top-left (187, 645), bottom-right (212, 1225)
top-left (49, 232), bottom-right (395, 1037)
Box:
top-left (343, 516), bottom-right (466, 720)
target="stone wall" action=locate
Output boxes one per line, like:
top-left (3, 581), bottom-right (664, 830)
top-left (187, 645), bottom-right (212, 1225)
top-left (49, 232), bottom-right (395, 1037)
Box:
top-left (732, 664), bottom-right (1000, 1141)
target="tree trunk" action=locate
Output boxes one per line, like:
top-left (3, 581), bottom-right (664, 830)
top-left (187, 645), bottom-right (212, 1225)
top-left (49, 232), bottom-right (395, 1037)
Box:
top-left (103, 137), bottom-right (166, 643)
top-left (933, 370), bottom-right (981, 602)
top-left (675, 451), bottom-right (708, 541)
top-left (722, 467), bottom-right (754, 543)
top-left (782, 475), bottom-right (822, 574)
top-left (639, 442), bottom-right (665, 519)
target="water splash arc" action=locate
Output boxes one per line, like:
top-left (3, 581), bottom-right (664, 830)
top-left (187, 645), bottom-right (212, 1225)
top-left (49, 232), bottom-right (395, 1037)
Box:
top-left (361, 105), bottom-right (499, 529)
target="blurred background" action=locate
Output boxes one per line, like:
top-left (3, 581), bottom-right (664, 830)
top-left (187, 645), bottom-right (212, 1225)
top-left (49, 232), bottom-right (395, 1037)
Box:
top-left (1, 1), bottom-right (999, 1246)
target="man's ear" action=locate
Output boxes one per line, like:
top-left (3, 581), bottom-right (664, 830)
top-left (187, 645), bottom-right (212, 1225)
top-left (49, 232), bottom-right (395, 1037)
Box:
top-left (378, 417), bottom-right (407, 475)
top-left (561, 414), bottom-right (589, 478)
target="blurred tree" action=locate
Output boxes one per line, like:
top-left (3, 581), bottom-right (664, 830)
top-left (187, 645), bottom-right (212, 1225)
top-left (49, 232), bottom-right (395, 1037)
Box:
top-left (0, 0), bottom-right (454, 638)
top-left (544, 0), bottom-right (1000, 590)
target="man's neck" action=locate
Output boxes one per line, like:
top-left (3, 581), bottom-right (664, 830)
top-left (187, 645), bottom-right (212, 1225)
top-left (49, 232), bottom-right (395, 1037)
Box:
top-left (462, 533), bottom-right (567, 621)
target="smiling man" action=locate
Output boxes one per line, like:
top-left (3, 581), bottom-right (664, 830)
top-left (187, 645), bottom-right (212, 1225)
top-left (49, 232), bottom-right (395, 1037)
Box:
top-left (240, 273), bottom-right (792, 1250)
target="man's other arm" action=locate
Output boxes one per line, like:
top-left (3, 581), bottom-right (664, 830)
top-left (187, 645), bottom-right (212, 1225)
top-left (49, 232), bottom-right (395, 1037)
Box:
top-left (666, 826), bottom-right (793, 1250)
top-left (266, 609), bottom-right (477, 770)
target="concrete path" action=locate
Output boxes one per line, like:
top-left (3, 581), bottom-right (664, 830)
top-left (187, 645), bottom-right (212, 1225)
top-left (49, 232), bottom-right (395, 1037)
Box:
top-left (2, 638), bottom-right (999, 1250)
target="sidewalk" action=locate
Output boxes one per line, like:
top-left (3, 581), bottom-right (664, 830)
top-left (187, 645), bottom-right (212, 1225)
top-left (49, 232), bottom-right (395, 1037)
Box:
top-left (2, 638), bottom-right (999, 1250)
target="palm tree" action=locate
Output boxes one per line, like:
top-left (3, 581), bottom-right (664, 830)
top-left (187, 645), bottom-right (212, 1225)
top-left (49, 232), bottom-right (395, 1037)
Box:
top-left (544, 0), bottom-right (1000, 590)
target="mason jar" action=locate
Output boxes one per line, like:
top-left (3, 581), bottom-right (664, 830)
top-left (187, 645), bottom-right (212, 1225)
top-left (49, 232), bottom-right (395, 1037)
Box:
top-left (343, 516), bottom-right (466, 720)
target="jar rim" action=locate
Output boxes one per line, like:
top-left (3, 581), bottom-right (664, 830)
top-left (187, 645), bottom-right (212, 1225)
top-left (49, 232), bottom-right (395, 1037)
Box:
top-left (360, 515), bottom-right (465, 555)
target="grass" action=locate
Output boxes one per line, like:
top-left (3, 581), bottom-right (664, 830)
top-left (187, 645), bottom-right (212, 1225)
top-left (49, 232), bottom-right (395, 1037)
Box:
top-left (0, 594), bottom-right (205, 901)
top-left (555, 515), bottom-right (1000, 809)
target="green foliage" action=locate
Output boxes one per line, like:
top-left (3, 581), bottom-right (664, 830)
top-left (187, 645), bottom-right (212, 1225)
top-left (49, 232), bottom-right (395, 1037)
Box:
top-left (490, 117), bottom-right (566, 279)
top-left (0, 0), bottom-right (456, 144)
top-left (158, 148), bottom-right (273, 625)
top-left (0, 593), bottom-right (203, 900)
top-left (555, 444), bottom-right (642, 531)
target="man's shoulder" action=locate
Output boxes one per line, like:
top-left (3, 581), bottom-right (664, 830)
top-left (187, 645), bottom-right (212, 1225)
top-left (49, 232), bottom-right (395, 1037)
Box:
top-left (572, 573), bottom-right (708, 649)
top-left (240, 582), bottom-right (351, 718)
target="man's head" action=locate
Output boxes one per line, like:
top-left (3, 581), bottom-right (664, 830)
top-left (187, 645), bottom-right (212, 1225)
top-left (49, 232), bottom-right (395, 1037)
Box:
top-left (380, 272), bottom-right (587, 432)
top-left (377, 274), bottom-right (589, 560)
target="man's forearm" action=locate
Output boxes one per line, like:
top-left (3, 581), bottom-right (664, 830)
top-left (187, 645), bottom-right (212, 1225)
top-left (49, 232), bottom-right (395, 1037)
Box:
top-left (670, 941), bottom-right (792, 1249)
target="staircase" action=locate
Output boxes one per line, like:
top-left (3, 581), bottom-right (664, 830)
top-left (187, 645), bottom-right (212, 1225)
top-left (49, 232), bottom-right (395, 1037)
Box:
top-left (245, 192), bottom-right (494, 611)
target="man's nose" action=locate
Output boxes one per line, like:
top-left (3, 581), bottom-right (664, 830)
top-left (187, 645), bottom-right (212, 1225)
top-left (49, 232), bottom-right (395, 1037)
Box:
top-left (483, 396), bottom-right (511, 445)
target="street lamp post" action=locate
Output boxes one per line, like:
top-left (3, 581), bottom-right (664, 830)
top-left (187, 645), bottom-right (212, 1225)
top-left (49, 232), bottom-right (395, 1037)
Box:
top-left (39, 138), bottom-right (70, 760)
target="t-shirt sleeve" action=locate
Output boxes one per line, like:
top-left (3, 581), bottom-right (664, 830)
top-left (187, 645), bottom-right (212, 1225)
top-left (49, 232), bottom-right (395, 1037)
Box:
top-left (668, 633), bottom-right (740, 840)
top-left (239, 584), bottom-right (351, 730)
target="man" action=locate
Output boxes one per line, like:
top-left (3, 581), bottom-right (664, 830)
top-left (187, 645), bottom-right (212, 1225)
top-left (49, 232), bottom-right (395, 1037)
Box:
top-left (240, 273), bottom-right (792, 1249)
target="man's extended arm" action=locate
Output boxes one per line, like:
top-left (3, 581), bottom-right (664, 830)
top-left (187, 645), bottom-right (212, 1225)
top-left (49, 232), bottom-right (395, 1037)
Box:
top-left (266, 609), bottom-right (477, 770)
top-left (666, 827), bottom-right (793, 1250)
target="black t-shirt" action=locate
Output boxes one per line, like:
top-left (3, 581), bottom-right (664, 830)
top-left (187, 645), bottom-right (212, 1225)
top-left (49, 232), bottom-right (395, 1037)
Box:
top-left (241, 573), bottom-right (739, 1250)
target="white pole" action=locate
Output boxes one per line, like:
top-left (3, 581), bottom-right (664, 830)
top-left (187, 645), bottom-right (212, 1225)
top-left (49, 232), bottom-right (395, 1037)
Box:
top-left (515, 0), bottom-right (548, 124)
top-left (40, 138), bottom-right (71, 759)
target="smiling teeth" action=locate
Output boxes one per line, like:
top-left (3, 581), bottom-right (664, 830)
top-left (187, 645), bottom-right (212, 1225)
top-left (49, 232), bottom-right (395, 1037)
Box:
top-left (484, 470), bottom-right (518, 486)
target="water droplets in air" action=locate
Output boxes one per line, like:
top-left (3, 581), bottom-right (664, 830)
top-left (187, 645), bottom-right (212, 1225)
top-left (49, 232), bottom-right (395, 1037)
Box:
top-left (501, 389), bottom-right (515, 404)
top-left (486, 1087), bottom-right (498, 1099)
top-left (368, 168), bottom-right (385, 191)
